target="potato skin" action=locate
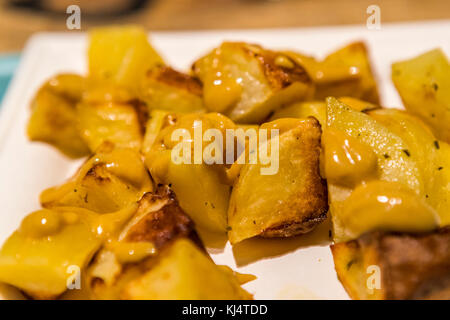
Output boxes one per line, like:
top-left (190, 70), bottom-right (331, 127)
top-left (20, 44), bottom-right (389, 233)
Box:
top-left (331, 227), bottom-right (450, 300)
top-left (192, 42), bottom-right (313, 123)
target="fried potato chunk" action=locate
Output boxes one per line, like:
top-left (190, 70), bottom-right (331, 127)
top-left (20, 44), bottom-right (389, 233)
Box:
top-left (87, 186), bottom-right (205, 299)
top-left (27, 74), bottom-right (90, 158)
top-left (88, 188), bottom-right (252, 300)
top-left (192, 42), bottom-right (313, 123)
top-left (139, 66), bottom-right (205, 113)
top-left (121, 239), bottom-right (253, 300)
top-left (326, 97), bottom-right (450, 242)
top-left (119, 186), bottom-right (204, 249)
top-left (41, 144), bottom-right (152, 213)
top-left (331, 227), bottom-right (450, 300)
top-left (0, 209), bottom-right (102, 299)
top-left (88, 25), bottom-right (164, 88)
top-left (76, 100), bottom-right (143, 152)
top-left (392, 49), bottom-right (450, 143)
top-left (285, 42), bottom-right (380, 103)
top-left (228, 118), bottom-right (328, 244)
top-left (145, 112), bottom-right (235, 233)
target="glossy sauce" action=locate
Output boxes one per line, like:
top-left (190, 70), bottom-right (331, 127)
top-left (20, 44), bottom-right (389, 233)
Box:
top-left (203, 69), bottom-right (242, 113)
top-left (340, 180), bottom-right (439, 238)
top-left (322, 128), bottom-right (378, 187)
top-left (105, 241), bottom-right (157, 264)
top-left (93, 148), bottom-right (148, 188)
top-left (20, 209), bottom-right (63, 238)
top-left (148, 113), bottom-right (236, 182)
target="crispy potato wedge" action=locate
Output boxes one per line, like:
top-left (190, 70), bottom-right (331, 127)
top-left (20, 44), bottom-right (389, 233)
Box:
top-left (326, 98), bottom-right (423, 241)
top-left (87, 186), bottom-right (204, 299)
top-left (160, 163), bottom-right (230, 233)
top-left (41, 145), bottom-right (152, 213)
top-left (145, 113), bottom-right (235, 233)
top-left (392, 49), bottom-right (450, 143)
top-left (367, 108), bottom-right (450, 226)
top-left (139, 66), bottom-right (205, 113)
top-left (76, 100), bottom-right (143, 152)
top-left (228, 118), bottom-right (328, 244)
top-left (0, 209), bottom-right (101, 299)
top-left (285, 42), bottom-right (380, 103)
top-left (192, 42), bottom-right (313, 123)
top-left (87, 188), bottom-right (252, 300)
top-left (119, 186), bottom-right (203, 249)
top-left (88, 25), bottom-right (164, 89)
top-left (331, 227), bottom-right (450, 300)
top-left (27, 74), bottom-right (90, 158)
top-left (326, 98), bottom-right (450, 242)
top-left (121, 239), bottom-right (253, 300)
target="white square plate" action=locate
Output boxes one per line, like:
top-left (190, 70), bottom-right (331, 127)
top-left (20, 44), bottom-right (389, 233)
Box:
top-left (0, 20), bottom-right (449, 300)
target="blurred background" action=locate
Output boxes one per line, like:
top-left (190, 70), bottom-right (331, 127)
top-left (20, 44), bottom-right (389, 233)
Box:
top-left (0, 0), bottom-right (449, 100)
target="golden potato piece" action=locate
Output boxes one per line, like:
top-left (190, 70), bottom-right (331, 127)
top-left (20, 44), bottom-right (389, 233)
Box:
top-left (27, 74), bottom-right (90, 158)
top-left (139, 66), bottom-right (205, 113)
top-left (151, 161), bottom-right (231, 234)
top-left (367, 108), bottom-right (450, 227)
top-left (0, 209), bottom-right (101, 299)
top-left (392, 49), bottom-right (450, 143)
top-left (76, 100), bottom-right (143, 152)
top-left (325, 97), bottom-right (428, 242)
top-left (87, 187), bottom-right (204, 300)
top-left (41, 145), bottom-right (152, 213)
top-left (270, 101), bottom-right (326, 126)
top-left (331, 227), bottom-right (450, 300)
top-left (285, 42), bottom-right (380, 103)
top-left (326, 101), bottom-right (450, 243)
top-left (145, 113), bottom-right (235, 233)
top-left (121, 239), bottom-right (253, 300)
top-left (88, 25), bottom-right (164, 88)
top-left (119, 185), bottom-right (204, 250)
top-left (192, 42), bottom-right (313, 123)
top-left (228, 118), bottom-right (328, 244)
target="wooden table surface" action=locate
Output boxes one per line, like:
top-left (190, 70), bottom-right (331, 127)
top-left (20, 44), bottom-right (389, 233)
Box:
top-left (1, 0), bottom-right (449, 52)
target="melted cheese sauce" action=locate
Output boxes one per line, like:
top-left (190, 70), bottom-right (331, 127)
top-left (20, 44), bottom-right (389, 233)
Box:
top-left (322, 128), bottom-right (378, 187)
top-left (339, 180), bottom-right (439, 238)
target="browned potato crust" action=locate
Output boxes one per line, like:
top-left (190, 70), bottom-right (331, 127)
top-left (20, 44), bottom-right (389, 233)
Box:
top-left (121, 186), bottom-right (204, 250)
top-left (244, 45), bottom-right (311, 90)
top-left (192, 42), bottom-right (313, 123)
top-left (331, 227), bottom-right (450, 300)
top-left (149, 66), bottom-right (203, 96)
top-left (88, 185), bottom-right (204, 299)
top-left (139, 66), bottom-right (205, 113)
top-left (228, 117), bottom-right (328, 243)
